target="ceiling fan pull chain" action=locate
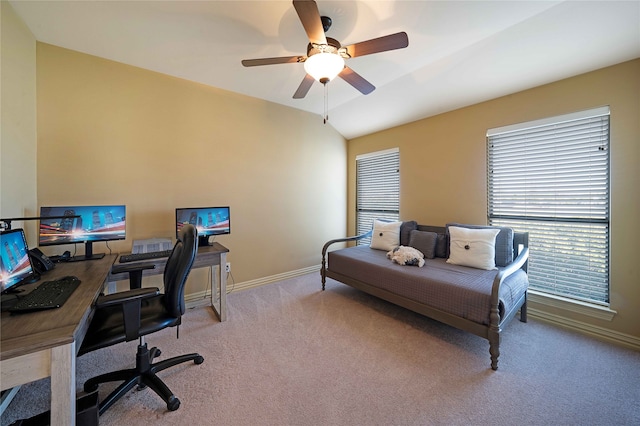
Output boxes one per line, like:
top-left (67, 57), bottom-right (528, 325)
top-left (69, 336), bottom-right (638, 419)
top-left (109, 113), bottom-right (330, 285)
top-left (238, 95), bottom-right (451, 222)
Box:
top-left (324, 83), bottom-right (329, 124)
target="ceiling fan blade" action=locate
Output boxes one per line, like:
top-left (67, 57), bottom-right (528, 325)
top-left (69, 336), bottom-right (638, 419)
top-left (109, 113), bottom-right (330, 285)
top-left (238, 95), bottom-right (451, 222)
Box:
top-left (293, 74), bottom-right (315, 99)
top-left (293, 0), bottom-right (327, 45)
top-left (338, 67), bottom-right (375, 95)
top-left (242, 56), bottom-right (303, 67)
top-left (342, 32), bottom-right (409, 58)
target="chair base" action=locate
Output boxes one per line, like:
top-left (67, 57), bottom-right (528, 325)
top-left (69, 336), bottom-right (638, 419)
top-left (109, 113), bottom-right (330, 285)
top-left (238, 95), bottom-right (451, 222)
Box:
top-left (84, 342), bottom-right (204, 415)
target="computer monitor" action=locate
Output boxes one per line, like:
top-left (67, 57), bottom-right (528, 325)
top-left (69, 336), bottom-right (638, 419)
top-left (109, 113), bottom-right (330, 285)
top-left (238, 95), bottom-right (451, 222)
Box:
top-left (175, 206), bottom-right (230, 246)
top-left (1, 229), bottom-right (38, 293)
top-left (39, 205), bottom-right (126, 261)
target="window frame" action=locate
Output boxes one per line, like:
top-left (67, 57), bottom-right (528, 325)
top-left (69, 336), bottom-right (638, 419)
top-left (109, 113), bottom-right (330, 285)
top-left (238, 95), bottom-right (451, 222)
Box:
top-left (355, 148), bottom-right (400, 245)
top-left (487, 106), bottom-right (611, 307)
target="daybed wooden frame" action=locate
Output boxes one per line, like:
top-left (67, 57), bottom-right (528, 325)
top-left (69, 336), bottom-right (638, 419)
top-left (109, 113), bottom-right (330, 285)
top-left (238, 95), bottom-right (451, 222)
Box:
top-left (321, 225), bottom-right (529, 370)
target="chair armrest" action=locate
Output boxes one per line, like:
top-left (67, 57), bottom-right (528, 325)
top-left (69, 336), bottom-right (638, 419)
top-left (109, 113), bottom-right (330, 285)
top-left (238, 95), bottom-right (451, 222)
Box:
top-left (95, 287), bottom-right (160, 308)
top-left (95, 287), bottom-right (161, 341)
top-left (111, 262), bottom-right (157, 290)
top-left (111, 262), bottom-right (156, 275)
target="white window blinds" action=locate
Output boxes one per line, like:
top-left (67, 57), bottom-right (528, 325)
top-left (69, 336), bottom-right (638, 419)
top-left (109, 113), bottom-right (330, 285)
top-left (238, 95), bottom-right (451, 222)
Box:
top-left (487, 106), bottom-right (610, 305)
top-left (356, 149), bottom-right (400, 244)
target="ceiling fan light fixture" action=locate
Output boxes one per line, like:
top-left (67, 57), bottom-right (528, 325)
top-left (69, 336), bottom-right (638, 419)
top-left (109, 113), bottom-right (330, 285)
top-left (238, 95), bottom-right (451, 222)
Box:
top-left (304, 52), bottom-right (345, 84)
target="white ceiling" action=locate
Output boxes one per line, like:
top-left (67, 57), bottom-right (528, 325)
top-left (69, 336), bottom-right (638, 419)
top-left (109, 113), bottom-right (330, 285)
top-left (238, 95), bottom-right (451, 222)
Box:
top-left (9, 0), bottom-right (640, 140)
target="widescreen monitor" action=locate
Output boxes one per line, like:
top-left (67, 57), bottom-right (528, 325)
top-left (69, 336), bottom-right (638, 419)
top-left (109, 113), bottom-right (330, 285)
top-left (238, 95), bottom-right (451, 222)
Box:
top-left (1, 229), bottom-right (38, 293)
top-left (176, 206), bottom-right (230, 246)
top-left (39, 205), bottom-right (126, 261)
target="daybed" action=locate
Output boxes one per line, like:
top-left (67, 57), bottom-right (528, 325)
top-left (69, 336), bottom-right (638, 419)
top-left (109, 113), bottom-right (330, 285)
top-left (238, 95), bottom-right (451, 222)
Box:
top-left (321, 221), bottom-right (529, 370)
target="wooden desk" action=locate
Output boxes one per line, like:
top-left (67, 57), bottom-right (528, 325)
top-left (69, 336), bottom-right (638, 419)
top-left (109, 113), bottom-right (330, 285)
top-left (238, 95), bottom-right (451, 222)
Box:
top-left (107, 243), bottom-right (229, 321)
top-left (0, 254), bottom-right (117, 426)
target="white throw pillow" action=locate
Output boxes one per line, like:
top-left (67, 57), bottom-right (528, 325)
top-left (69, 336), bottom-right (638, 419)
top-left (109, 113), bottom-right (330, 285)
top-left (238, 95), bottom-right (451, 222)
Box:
top-left (447, 226), bottom-right (501, 270)
top-left (370, 220), bottom-right (402, 251)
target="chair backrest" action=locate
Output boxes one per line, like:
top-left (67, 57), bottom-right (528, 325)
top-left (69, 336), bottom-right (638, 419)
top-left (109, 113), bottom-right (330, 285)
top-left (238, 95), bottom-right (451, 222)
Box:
top-left (163, 224), bottom-right (198, 317)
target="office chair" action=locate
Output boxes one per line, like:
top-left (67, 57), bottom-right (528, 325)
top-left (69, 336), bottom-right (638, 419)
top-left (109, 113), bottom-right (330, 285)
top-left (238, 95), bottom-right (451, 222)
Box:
top-left (78, 224), bottom-right (203, 415)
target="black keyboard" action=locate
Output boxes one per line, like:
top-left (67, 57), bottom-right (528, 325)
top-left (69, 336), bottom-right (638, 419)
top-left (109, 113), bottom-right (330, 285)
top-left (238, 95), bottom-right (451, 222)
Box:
top-left (119, 250), bottom-right (172, 263)
top-left (9, 276), bottom-right (81, 313)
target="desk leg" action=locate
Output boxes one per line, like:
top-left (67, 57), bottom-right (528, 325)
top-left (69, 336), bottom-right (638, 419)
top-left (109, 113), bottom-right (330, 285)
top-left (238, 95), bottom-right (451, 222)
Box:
top-left (50, 342), bottom-right (76, 426)
top-left (211, 252), bottom-right (227, 322)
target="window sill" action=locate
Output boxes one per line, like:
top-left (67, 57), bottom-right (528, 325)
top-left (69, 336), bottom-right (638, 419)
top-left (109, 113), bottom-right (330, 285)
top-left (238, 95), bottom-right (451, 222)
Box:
top-left (527, 290), bottom-right (617, 321)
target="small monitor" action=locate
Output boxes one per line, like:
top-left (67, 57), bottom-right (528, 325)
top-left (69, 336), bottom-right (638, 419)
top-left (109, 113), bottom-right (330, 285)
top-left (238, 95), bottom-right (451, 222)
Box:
top-left (39, 205), bottom-right (126, 261)
top-left (175, 206), bottom-right (230, 246)
top-left (1, 229), bottom-right (38, 293)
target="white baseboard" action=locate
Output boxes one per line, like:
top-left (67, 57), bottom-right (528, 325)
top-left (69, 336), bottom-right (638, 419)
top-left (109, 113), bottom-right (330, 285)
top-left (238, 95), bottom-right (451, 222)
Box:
top-left (185, 265), bottom-right (321, 308)
top-left (528, 307), bottom-right (640, 351)
top-left (231, 265), bottom-right (321, 292)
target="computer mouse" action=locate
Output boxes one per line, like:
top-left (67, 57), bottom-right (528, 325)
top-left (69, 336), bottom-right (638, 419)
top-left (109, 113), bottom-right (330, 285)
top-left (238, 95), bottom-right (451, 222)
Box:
top-left (61, 251), bottom-right (71, 259)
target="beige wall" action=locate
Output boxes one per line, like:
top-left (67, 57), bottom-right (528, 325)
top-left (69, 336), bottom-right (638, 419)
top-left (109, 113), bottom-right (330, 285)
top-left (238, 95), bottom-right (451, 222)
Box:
top-left (33, 43), bottom-right (347, 292)
top-left (1, 1), bottom-right (37, 242)
top-left (348, 59), bottom-right (640, 341)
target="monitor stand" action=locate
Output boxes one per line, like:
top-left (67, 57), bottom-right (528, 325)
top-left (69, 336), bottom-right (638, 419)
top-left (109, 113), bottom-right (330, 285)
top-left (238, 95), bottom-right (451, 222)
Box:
top-left (70, 253), bottom-right (106, 262)
top-left (198, 235), bottom-right (210, 247)
top-left (68, 241), bottom-right (106, 262)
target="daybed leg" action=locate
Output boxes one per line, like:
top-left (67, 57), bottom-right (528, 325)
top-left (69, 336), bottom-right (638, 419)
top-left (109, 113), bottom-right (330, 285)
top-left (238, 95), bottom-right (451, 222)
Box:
top-left (489, 306), bottom-right (501, 370)
top-left (520, 294), bottom-right (528, 323)
top-left (489, 336), bottom-right (500, 371)
top-left (320, 257), bottom-right (326, 291)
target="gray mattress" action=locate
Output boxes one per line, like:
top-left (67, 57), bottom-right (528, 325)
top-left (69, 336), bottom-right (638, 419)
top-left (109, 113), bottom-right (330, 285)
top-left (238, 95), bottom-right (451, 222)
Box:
top-left (327, 245), bottom-right (528, 325)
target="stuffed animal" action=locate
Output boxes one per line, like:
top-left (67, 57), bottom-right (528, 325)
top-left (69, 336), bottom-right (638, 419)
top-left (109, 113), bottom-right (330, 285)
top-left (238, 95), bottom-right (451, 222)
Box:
top-left (386, 246), bottom-right (425, 267)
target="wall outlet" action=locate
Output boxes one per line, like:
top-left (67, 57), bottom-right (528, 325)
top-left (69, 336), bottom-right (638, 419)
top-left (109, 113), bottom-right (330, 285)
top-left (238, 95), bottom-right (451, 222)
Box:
top-left (225, 262), bottom-right (231, 273)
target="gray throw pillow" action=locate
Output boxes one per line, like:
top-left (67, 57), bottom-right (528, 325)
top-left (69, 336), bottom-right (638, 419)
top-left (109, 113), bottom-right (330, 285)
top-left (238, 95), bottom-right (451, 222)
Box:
top-left (400, 221), bottom-right (418, 246)
top-left (409, 230), bottom-right (437, 259)
top-left (435, 233), bottom-right (448, 258)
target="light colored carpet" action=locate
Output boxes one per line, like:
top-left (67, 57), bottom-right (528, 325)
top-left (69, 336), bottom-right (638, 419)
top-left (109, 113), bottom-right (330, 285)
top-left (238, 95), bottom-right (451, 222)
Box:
top-left (2, 273), bottom-right (639, 425)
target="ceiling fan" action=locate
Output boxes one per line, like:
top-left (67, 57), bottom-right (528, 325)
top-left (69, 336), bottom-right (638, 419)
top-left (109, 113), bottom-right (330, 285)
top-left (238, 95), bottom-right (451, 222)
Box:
top-left (241, 0), bottom-right (409, 99)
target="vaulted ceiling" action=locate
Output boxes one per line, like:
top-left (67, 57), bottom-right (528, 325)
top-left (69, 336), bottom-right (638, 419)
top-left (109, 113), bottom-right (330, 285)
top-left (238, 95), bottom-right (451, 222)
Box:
top-left (10, 1), bottom-right (640, 139)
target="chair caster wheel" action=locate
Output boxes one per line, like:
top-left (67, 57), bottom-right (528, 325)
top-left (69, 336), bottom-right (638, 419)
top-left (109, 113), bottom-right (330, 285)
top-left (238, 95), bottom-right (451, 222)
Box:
top-left (167, 396), bottom-right (180, 411)
top-left (195, 355), bottom-right (204, 364)
top-left (150, 347), bottom-right (162, 359)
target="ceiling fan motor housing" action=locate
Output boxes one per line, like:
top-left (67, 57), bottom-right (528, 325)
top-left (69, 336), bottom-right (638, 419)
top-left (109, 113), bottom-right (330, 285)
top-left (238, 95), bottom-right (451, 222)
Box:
top-left (320, 16), bottom-right (332, 32)
top-left (306, 37), bottom-right (341, 57)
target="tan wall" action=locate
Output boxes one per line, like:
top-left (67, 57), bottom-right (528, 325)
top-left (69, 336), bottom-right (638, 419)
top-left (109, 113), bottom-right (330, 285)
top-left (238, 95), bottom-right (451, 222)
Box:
top-left (1, 1), bottom-right (37, 242)
top-left (35, 43), bottom-right (347, 293)
top-left (348, 58), bottom-right (640, 340)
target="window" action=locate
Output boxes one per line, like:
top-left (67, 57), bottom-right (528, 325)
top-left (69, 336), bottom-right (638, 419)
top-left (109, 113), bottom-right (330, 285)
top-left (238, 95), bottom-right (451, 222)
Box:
top-left (487, 106), bottom-right (610, 305)
top-left (356, 148), bottom-right (399, 245)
